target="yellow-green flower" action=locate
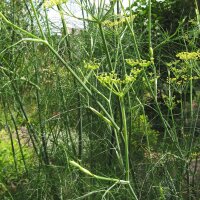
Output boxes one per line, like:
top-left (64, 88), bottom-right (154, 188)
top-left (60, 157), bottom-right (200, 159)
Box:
top-left (138, 60), bottom-right (151, 67)
top-left (97, 71), bottom-right (121, 85)
top-left (102, 15), bottom-right (136, 27)
top-left (165, 60), bottom-right (180, 67)
top-left (123, 74), bottom-right (136, 84)
top-left (44, 0), bottom-right (68, 8)
top-left (84, 61), bottom-right (100, 70)
top-left (131, 67), bottom-right (142, 76)
top-left (176, 51), bottom-right (200, 60)
top-left (125, 59), bottom-right (139, 67)
top-left (126, 59), bottom-right (151, 67)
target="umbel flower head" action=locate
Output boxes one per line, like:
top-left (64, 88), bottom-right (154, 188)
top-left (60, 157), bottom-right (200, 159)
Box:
top-left (97, 70), bottom-right (142, 86)
top-left (97, 71), bottom-right (121, 85)
top-left (97, 67), bottom-right (145, 96)
top-left (176, 51), bottom-right (200, 60)
top-left (125, 59), bottom-right (151, 67)
top-left (84, 60), bottom-right (100, 70)
top-left (102, 15), bottom-right (136, 27)
top-left (44, 0), bottom-right (68, 8)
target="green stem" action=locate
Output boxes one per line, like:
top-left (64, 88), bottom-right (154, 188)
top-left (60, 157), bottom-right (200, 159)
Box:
top-left (98, 23), bottom-right (113, 70)
top-left (119, 0), bottom-right (140, 59)
top-left (108, 103), bottom-right (124, 169)
top-left (46, 43), bottom-right (120, 131)
top-left (0, 12), bottom-right (39, 39)
top-left (57, 4), bottom-right (71, 59)
top-left (119, 96), bottom-right (129, 181)
top-left (34, 64), bottom-right (50, 165)
top-left (148, 0), bottom-right (157, 100)
top-left (148, 0), bottom-right (152, 50)
top-left (143, 70), bottom-right (183, 157)
top-left (9, 108), bottom-right (28, 175)
top-left (194, 0), bottom-right (200, 30)
top-left (30, 0), bottom-right (46, 40)
top-left (189, 62), bottom-right (193, 119)
top-left (70, 160), bottom-right (129, 184)
top-left (0, 12), bottom-right (119, 131)
top-left (43, 1), bottom-right (52, 41)
top-left (2, 99), bottom-right (18, 175)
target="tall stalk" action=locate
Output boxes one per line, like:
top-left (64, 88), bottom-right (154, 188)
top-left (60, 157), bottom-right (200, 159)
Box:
top-left (2, 99), bottom-right (18, 175)
top-left (0, 1), bottom-right (199, 199)
top-left (57, 3), bottom-right (83, 159)
top-left (148, 0), bottom-right (157, 101)
top-left (119, 96), bottom-right (129, 181)
top-left (34, 63), bottom-right (50, 165)
top-left (98, 23), bottom-right (113, 71)
top-left (9, 107), bottom-right (28, 175)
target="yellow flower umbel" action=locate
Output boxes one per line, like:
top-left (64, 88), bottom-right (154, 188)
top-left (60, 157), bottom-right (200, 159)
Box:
top-left (84, 60), bottom-right (100, 70)
top-left (176, 51), bottom-right (200, 60)
top-left (44, 0), bottom-right (68, 8)
top-left (166, 58), bottom-right (200, 94)
top-left (97, 71), bottom-right (122, 96)
top-left (125, 59), bottom-right (151, 68)
top-left (97, 66), bottom-right (143, 96)
top-left (102, 15), bottom-right (136, 27)
top-left (97, 71), bottom-right (121, 85)
top-left (123, 74), bottom-right (136, 84)
top-left (125, 59), bottom-right (139, 67)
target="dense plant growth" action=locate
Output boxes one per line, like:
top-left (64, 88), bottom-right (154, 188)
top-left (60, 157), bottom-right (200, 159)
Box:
top-left (0, 0), bottom-right (200, 199)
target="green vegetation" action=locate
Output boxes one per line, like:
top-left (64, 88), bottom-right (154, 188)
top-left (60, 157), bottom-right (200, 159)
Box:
top-left (0, 0), bottom-right (200, 199)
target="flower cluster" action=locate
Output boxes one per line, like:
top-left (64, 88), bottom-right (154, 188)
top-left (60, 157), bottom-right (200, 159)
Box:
top-left (123, 74), bottom-right (136, 84)
top-left (176, 51), bottom-right (200, 60)
top-left (125, 59), bottom-right (151, 67)
top-left (166, 59), bottom-right (200, 93)
top-left (102, 15), bottom-right (136, 27)
top-left (167, 76), bottom-right (199, 85)
top-left (162, 94), bottom-right (177, 109)
top-left (97, 68), bottom-right (143, 85)
top-left (95, 58), bottom-right (151, 96)
top-left (84, 60), bottom-right (100, 70)
top-left (44, 0), bottom-right (68, 8)
top-left (97, 71), bottom-right (121, 85)
top-left (130, 67), bottom-right (142, 77)
top-left (96, 67), bottom-right (143, 96)
top-left (97, 71), bottom-right (122, 96)
top-left (167, 64), bottom-right (190, 85)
